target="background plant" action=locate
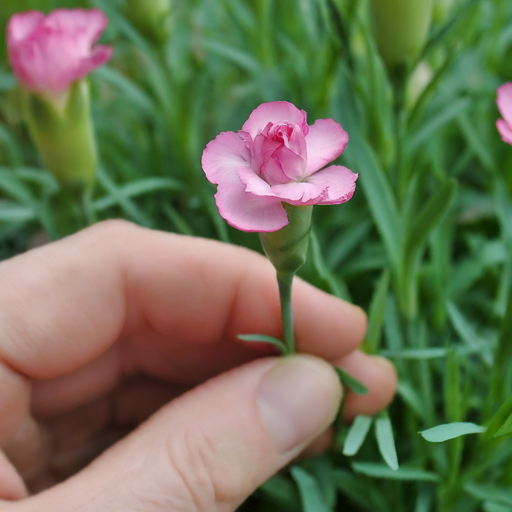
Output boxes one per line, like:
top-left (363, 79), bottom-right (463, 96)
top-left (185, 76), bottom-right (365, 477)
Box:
top-left (1, 0), bottom-right (512, 510)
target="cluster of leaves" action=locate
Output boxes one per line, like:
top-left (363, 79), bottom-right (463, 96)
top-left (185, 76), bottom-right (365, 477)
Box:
top-left (1, 0), bottom-right (512, 510)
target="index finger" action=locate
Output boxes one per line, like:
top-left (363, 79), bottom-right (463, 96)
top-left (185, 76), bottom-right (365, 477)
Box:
top-left (0, 220), bottom-right (367, 380)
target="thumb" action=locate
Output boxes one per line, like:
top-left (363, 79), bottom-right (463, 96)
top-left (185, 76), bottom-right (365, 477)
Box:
top-left (20, 356), bottom-right (341, 512)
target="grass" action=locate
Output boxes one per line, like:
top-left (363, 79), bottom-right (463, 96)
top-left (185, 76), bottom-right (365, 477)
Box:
top-left (1, 0), bottom-right (512, 510)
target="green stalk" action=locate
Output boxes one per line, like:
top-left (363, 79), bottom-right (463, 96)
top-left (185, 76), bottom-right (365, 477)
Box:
top-left (277, 271), bottom-right (295, 354)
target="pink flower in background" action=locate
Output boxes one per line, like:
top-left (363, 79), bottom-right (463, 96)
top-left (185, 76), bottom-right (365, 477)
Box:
top-left (497, 83), bottom-right (512, 145)
top-left (7, 9), bottom-right (112, 95)
top-left (202, 101), bottom-right (358, 232)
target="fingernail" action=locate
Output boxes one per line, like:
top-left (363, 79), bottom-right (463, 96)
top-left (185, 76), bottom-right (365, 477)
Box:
top-left (257, 355), bottom-right (342, 454)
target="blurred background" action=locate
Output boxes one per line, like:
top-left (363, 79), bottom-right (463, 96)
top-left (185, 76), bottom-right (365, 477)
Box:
top-left (1, 0), bottom-right (512, 511)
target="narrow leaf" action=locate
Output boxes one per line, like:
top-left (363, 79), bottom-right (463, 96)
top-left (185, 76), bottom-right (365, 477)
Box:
top-left (343, 415), bottom-right (373, 456)
top-left (352, 463), bottom-right (439, 482)
top-left (237, 334), bottom-right (286, 354)
top-left (344, 133), bottom-right (402, 271)
top-left (419, 422), bottom-right (486, 443)
top-left (494, 413), bottom-right (512, 438)
top-left (335, 367), bottom-right (368, 395)
top-left (364, 270), bottom-right (390, 354)
top-left (484, 502), bottom-right (512, 512)
top-left (464, 482), bottom-right (512, 506)
top-left (375, 413), bottom-right (399, 470)
top-left (290, 466), bottom-right (331, 512)
top-left (404, 178), bottom-right (457, 267)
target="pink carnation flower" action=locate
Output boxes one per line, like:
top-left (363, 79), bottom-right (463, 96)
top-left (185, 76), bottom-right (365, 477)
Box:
top-left (497, 83), bottom-right (512, 145)
top-left (7, 9), bottom-right (112, 95)
top-left (202, 101), bottom-right (358, 232)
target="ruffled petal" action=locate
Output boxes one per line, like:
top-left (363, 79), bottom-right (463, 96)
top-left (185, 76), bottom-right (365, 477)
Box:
top-left (497, 83), bottom-right (512, 127)
top-left (238, 166), bottom-right (326, 206)
top-left (202, 131), bottom-right (251, 185)
top-left (271, 182), bottom-right (328, 205)
top-left (242, 101), bottom-right (308, 139)
top-left (304, 119), bottom-right (349, 175)
top-left (497, 119), bottom-right (512, 146)
top-left (7, 11), bottom-right (44, 43)
top-left (216, 173), bottom-right (289, 232)
top-left (305, 165), bottom-right (358, 205)
top-left (73, 45), bottom-right (113, 83)
top-left (46, 8), bottom-right (109, 47)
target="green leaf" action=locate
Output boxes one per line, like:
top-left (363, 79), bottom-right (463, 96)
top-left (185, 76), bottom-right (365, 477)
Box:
top-left (237, 334), bottom-right (287, 354)
top-left (260, 474), bottom-right (300, 511)
top-left (335, 367), bottom-right (368, 395)
top-left (494, 413), bottom-right (512, 438)
top-left (404, 179), bottom-right (457, 267)
top-left (290, 466), bottom-right (331, 512)
top-left (380, 348), bottom-right (448, 359)
top-left (94, 177), bottom-right (184, 211)
top-left (375, 413), bottom-right (399, 470)
top-left (445, 350), bottom-right (462, 423)
top-left (343, 415), bottom-right (373, 456)
top-left (464, 483), bottom-right (512, 506)
top-left (364, 270), bottom-right (390, 354)
top-left (484, 502), bottom-right (512, 512)
top-left (352, 463), bottom-right (439, 482)
top-left (419, 422), bottom-right (486, 443)
top-left (344, 133), bottom-right (402, 271)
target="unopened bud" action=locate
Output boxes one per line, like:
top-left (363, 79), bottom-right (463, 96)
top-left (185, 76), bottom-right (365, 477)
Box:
top-left (369, 0), bottom-right (433, 68)
top-left (125, 0), bottom-right (172, 45)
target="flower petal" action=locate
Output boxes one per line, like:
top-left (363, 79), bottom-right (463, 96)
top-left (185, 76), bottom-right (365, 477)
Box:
top-left (216, 175), bottom-right (289, 232)
top-left (238, 166), bottom-right (327, 206)
top-left (7, 8), bottom-right (111, 93)
top-left (304, 118), bottom-right (349, 175)
top-left (242, 101), bottom-right (308, 139)
top-left (497, 83), bottom-right (512, 127)
top-left (306, 165), bottom-right (358, 204)
top-left (7, 11), bottom-right (45, 43)
top-left (46, 8), bottom-right (109, 46)
top-left (202, 131), bottom-right (251, 185)
top-left (497, 119), bottom-right (512, 146)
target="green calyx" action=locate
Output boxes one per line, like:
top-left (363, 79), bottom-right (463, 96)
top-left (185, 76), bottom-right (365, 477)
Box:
top-left (259, 203), bottom-right (313, 277)
top-left (23, 80), bottom-right (97, 195)
top-left (369, 0), bottom-right (434, 68)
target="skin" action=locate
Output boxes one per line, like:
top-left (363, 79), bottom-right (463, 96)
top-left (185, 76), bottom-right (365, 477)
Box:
top-left (0, 220), bottom-right (397, 511)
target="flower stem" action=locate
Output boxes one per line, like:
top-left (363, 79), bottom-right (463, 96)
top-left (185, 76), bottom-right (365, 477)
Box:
top-left (277, 271), bottom-right (295, 355)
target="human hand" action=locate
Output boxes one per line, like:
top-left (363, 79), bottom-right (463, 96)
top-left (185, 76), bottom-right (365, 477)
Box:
top-left (0, 221), bottom-right (396, 511)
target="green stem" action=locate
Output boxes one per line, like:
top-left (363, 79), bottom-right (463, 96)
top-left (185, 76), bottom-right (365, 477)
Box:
top-left (79, 189), bottom-right (96, 227)
top-left (277, 271), bottom-right (295, 355)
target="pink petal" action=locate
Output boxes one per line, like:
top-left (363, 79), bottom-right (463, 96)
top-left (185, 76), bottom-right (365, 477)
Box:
top-left (497, 119), bottom-right (512, 146)
top-left (497, 83), bottom-right (512, 127)
top-left (304, 119), bottom-right (349, 175)
top-left (242, 101), bottom-right (308, 139)
top-left (238, 166), bottom-right (327, 206)
top-left (7, 11), bottom-right (45, 43)
top-left (202, 131), bottom-right (251, 185)
top-left (46, 9), bottom-right (109, 46)
top-left (7, 8), bottom-right (111, 93)
top-left (73, 45), bottom-right (113, 83)
top-left (203, 134), bottom-right (288, 232)
top-left (305, 165), bottom-right (358, 205)
top-left (216, 172), bottom-right (289, 232)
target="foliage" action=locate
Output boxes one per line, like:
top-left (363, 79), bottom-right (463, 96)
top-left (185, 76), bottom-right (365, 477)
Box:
top-left (1, 0), bottom-right (512, 510)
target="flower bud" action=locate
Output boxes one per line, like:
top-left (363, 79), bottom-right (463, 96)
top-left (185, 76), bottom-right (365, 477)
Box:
top-left (124, 0), bottom-right (172, 44)
top-left (23, 80), bottom-right (97, 192)
top-left (7, 9), bottom-right (112, 192)
top-left (259, 204), bottom-right (313, 277)
top-left (369, 0), bottom-right (433, 67)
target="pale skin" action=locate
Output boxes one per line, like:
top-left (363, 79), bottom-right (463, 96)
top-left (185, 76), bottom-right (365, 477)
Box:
top-left (0, 220), bottom-right (397, 512)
